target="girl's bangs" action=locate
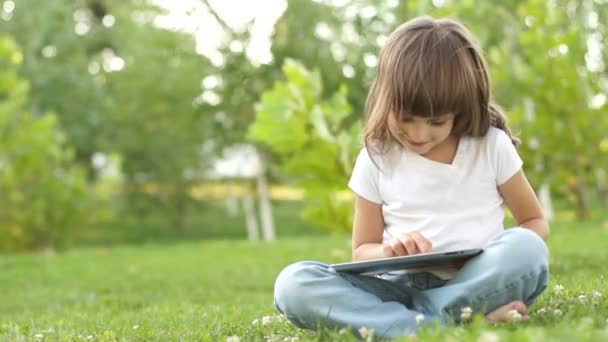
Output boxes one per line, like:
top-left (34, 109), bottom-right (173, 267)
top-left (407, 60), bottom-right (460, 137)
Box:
top-left (390, 38), bottom-right (475, 120)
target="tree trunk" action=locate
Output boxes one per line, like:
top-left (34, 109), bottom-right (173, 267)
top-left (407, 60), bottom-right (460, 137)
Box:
top-left (569, 176), bottom-right (589, 221)
top-left (242, 192), bottom-right (259, 241)
top-left (538, 183), bottom-right (553, 221)
top-left (256, 155), bottom-right (275, 241)
top-left (596, 168), bottom-right (607, 207)
top-left (173, 190), bottom-right (189, 231)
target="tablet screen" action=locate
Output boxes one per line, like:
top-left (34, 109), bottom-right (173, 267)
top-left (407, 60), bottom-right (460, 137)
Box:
top-left (329, 248), bottom-right (483, 274)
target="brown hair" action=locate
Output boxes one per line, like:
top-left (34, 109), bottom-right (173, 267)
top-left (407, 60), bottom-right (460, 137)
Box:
top-left (364, 16), bottom-right (518, 155)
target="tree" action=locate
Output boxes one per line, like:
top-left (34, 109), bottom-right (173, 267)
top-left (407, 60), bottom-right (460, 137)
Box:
top-left (249, 60), bottom-right (360, 233)
top-left (0, 0), bottom-right (112, 176)
top-left (0, 35), bottom-right (93, 252)
top-left (102, 4), bottom-right (214, 229)
top-left (2, 0), bottom-right (220, 229)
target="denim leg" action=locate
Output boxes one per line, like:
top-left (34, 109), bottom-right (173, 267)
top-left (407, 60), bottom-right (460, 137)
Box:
top-left (423, 228), bottom-right (549, 320)
top-left (273, 261), bottom-right (438, 338)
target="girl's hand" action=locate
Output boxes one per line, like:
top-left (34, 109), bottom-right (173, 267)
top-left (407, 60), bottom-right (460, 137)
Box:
top-left (382, 232), bottom-right (432, 257)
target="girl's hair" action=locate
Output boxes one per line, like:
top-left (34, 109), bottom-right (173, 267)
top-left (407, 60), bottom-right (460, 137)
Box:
top-left (364, 16), bottom-right (519, 154)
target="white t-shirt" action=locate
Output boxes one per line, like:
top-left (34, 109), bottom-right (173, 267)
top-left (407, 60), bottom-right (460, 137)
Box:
top-left (348, 127), bottom-right (522, 278)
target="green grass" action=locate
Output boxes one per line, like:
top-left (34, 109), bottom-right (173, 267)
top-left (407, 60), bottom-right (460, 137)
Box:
top-left (1, 219), bottom-right (608, 341)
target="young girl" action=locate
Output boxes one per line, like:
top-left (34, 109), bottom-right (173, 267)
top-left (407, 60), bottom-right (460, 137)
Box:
top-left (273, 16), bottom-right (549, 338)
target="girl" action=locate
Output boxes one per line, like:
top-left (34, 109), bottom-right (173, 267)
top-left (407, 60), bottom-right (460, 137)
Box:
top-left (273, 16), bottom-right (549, 338)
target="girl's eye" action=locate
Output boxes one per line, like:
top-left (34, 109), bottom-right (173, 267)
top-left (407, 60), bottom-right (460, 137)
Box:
top-left (430, 121), bottom-right (446, 126)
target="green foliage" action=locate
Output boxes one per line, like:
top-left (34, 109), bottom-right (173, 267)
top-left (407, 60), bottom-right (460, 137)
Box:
top-left (0, 35), bottom-right (93, 252)
top-left (101, 4), bottom-right (213, 229)
top-left (0, 0), bottom-right (111, 169)
top-left (0, 221), bottom-right (607, 340)
top-left (249, 60), bottom-right (361, 233)
top-left (489, 1), bottom-right (607, 218)
top-left (1, 1), bottom-right (218, 230)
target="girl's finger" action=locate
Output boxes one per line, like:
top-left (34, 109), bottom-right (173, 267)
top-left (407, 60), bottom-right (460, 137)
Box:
top-left (382, 244), bottom-right (396, 257)
top-left (399, 234), bottom-right (419, 255)
top-left (390, 238), bottom-right (407, 256)
top-left (410, 232), bottom-right (432, 253)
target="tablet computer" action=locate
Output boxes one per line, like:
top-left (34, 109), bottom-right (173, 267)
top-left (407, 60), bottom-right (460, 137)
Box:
top-left (329, 248), bottom-right (483, 274)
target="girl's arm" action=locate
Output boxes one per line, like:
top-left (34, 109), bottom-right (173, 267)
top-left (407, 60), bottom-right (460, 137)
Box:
top-left (351, 195), bottom-right (387, 261)
top-left (498, 169), bottom-right (550, 240)
top-left (351, 195), bottom-right (431, 261)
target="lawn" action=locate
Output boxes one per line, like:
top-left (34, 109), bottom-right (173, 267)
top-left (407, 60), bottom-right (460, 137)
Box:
top-left (1, 213), bottom-right (607, 341)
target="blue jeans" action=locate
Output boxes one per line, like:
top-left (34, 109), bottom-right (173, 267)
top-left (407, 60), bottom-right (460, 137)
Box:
top-left (273, 228), bottom-right (549, 338)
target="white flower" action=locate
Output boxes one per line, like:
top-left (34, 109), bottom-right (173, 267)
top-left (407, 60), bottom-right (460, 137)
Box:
top-left (592, 291), bottom-right (602, 305)
top-left (478, 331), bottom-right (500, 342)
top-left (536, 307), bottom-right (547, 314)
top-left (358, 326), bottom-right (375, 339)
top-left (283, 337), bottom-right (299, 342)
top-left (507, 309), bottom-right (522, 322)
top-left (35, 334), bottom-right (43, 339)
top-left (460, 307), bottom-right (472, 321)
top-left (251, 319), bottom-right (259, 325)
top-left (226, 336), bottom-right (241, 342)
top-left (132, 325), bottom-right (139, 330)
top-left (338, 328), bottom-right (349, 335)
top-left (553, 284), bottom-right (564, 295)
top-left (415, 314), bottom-right (425, 325)
top-left (578, 294), bottom-right (587, 302)
top-left (553, 309), bottom-right (562, 316)
top-left (264, 334), bottom-right (280, 342)
top-left (87, 336), bottom-right (94, 340)
top-left (262, 315), bottom-right (273, 326)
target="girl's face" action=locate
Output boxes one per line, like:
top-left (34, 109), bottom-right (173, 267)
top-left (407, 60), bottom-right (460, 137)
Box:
top-left (388, 113), bottom-right (455, 156)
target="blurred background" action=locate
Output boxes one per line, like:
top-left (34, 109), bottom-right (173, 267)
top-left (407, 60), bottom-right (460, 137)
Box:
top-left (1, 0), bottom-right (606, 253)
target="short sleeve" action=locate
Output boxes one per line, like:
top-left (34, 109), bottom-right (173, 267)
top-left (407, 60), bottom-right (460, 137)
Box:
top-left (348, 148), bottom-right (382, 204)
top-left (491, 129), bottom-right (523, 185)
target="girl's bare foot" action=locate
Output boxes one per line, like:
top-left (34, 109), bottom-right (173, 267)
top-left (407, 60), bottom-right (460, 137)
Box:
top-left (485, 300), bottom-right (529, 323)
